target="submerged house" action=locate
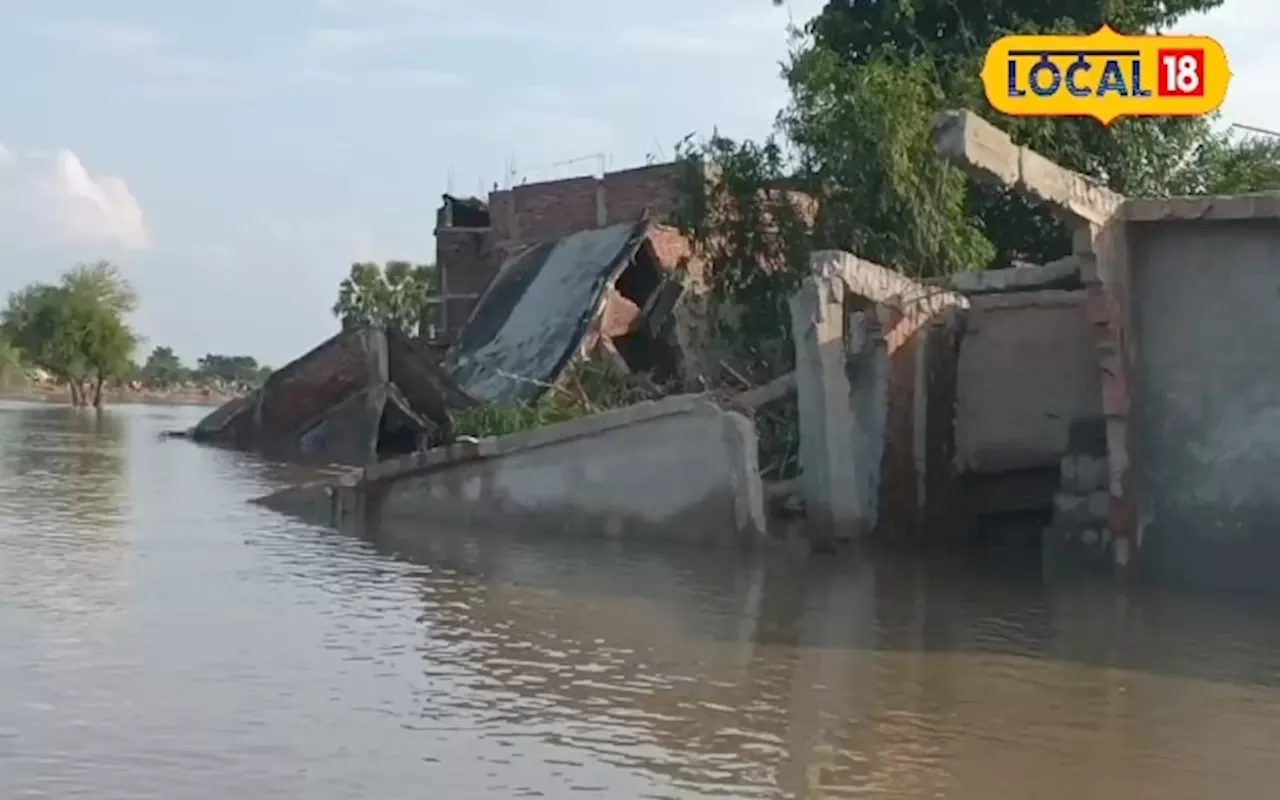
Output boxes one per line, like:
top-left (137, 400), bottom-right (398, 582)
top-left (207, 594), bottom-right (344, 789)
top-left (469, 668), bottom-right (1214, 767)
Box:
top-left (188, 326), bottom-right (475, 466)
top-left (431, 161), bottom-right (715, 399)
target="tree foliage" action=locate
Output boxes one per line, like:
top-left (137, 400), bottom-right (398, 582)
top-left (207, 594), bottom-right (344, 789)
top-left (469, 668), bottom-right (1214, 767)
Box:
top-left (676, 0), bottom-right (1280, 362)
top-left (1, 262), bottom-right (139, 407)
top-left (195, 353), bottom-right (263, 385)
top-left (141, 346), bottom-right (186, 387)
top-left (332, 261), bottom-right (439, 336)
top-left (0, 336), bottom-right (22, 389)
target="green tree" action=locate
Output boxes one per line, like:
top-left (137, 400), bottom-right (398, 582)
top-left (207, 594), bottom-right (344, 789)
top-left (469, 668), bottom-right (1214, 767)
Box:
top-left (772, 0), bottom-right (1280, 272)
top-left (195, 353), bottom-right (261, 385)
top-left (1, 263), bottom-right (139, 407)
top-left (332, 261), bottom-right (439, 336)
top-left (141, 346), bottom-right (187, 387)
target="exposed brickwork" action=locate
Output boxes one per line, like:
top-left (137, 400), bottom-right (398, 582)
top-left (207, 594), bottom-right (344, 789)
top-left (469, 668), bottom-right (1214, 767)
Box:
top-left (436, 162), bottom-right (688, 343)
top-left (438, 228), bottom-right (498, 297)
top-left (217, 333), bottom-right (371, 449)
top-left (257, 333), bottom-right (371, 442)
top-left (1077, 216), bottom-right (1135, 567)
top-left (445, 297), bottom-right (479, 332)
top-left (493, 176), bottom-right (600, 244)
top-left (602, 163), bottom-right (683, 224)
top-left (488, 162), bottom-right (682, 248)
top-left (645, 225), bottom-right (699, 273)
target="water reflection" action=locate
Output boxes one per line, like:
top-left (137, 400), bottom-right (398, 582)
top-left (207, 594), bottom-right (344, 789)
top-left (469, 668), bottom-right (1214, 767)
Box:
top-left (3, 399), bottom-right (1280, 799)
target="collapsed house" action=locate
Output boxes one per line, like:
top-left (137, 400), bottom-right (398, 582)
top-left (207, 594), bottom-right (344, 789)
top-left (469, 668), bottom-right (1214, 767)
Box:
top-left (191, 162), bottom-right (705, 465)
top-left (447, 218), bottom-right (687, 403)
top-left (187, 326), bottom-right (475, 465)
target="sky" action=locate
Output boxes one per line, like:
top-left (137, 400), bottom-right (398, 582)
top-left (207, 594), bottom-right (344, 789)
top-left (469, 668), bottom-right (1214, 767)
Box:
top-left (0, 0), bottom-right (1271, 367)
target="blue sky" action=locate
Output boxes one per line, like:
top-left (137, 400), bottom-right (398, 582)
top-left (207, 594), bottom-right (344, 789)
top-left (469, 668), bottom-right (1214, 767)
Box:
top-left (0, 0), bottom-right (1269, 367)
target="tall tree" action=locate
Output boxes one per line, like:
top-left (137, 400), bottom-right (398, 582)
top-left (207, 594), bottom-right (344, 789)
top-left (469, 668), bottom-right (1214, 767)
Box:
top-left (332, 261), bottom-right (439, 336)
top-left (1, 263), bottom-right (139, 407)
top-left (768, 0), bottom-right (1280, 273)
top-left (141, 346), bottom-right (187, 387)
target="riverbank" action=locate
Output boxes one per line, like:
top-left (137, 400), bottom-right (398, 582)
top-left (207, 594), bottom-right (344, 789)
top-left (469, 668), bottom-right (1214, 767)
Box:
top-left (0, 383), bottom-right (242, 408)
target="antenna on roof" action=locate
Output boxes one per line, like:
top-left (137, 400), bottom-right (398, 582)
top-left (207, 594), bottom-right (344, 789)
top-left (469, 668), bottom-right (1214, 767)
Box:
top-left (1231, 123), bottom-right (1280, 139)
top-left (447, 168), bottom-right (455, 195)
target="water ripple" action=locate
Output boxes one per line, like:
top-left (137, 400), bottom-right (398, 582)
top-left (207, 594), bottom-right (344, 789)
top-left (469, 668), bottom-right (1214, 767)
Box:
top-left (4, 400), bottom-right (1280, 798)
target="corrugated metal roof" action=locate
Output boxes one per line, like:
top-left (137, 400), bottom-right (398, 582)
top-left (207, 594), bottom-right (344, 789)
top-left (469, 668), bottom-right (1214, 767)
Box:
top-left (448, 220), bottom-right (649, 404)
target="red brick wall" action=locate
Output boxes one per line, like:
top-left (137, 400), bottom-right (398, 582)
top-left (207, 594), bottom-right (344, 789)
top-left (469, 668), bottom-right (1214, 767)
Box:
top-left (488, 162), bottom-right (683, 247)
top-left (246, 333), bottom-right (371, 445)
top-left (436, 162), bottom-right (688, 341)
top-left (602, 163), bottom-right (683, 225)
top-left (445, 297), bottom-right (479, 332)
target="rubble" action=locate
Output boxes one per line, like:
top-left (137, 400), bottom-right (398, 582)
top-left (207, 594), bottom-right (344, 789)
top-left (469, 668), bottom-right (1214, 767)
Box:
top-left (186, 326), bottom-right (475, 465)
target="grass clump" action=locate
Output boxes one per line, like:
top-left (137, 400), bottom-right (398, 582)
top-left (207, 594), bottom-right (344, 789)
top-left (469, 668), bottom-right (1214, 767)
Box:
top-left (448, 358), bottom-right (669, 439)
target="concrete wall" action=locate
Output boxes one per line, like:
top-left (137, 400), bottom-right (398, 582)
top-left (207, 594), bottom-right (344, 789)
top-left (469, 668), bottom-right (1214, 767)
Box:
top-left (955, 290), bottom-right (1102, 474)
top-left (258, 394), bottom-right (767, 547)
top-left (791, 251), bottom-right (968, 542)
top-left (1127, 216), bottom-right (1280, 588)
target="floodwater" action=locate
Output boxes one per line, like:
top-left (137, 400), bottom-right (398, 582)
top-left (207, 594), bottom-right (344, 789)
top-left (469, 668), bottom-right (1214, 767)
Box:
top-left (4, 402), bottom-right (1280, 799)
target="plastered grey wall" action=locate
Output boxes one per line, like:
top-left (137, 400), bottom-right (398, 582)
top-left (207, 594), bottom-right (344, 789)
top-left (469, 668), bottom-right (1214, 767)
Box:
top-left (369, 396), bottom-right (767, 547)
top-left (955, 290), bottom-right (1102, 474)
top-left (1130, 218), bottom-right (1280, 589)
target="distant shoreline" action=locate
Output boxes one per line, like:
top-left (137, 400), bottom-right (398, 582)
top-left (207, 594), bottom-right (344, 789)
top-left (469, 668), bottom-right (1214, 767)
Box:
top-left (0, 385), bottom-right (240, 408)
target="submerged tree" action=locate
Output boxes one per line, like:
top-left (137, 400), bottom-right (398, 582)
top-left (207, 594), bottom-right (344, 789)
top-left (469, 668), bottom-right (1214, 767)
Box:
top-left (1, 262), bottom-right (139, 407)
top-left (332, 261), bottom-right (439, 336)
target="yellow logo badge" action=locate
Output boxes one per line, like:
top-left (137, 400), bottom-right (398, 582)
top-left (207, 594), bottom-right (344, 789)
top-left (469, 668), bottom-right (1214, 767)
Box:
top-left (981, 25), bottom-right (1231, 124)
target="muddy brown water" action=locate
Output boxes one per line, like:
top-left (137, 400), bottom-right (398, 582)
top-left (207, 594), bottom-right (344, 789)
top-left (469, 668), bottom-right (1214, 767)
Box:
top-left (4, 399), bottom-right (1280, 799)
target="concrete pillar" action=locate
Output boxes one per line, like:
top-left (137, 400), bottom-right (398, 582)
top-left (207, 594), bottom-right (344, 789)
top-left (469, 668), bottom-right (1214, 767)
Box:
top-left (790, 274), bottom-right (887, 544)
top-left (847, 309), bottom-right (888, 532)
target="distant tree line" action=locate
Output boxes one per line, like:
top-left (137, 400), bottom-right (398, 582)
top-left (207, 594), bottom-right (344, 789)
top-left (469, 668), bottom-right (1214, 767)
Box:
top-left (137, 348), bottom-right (273, 389)
top-left (0, 261), bottom-right (271, 408)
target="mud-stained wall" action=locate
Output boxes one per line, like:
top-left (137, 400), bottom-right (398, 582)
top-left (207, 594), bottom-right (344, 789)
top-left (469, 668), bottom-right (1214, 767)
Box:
top-left (1129, 218), bottom-right (1280, 589)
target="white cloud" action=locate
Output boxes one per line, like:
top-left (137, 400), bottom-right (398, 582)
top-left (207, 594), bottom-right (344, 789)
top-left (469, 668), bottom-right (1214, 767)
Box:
top-left (0, 145), bottom-right (149, 251)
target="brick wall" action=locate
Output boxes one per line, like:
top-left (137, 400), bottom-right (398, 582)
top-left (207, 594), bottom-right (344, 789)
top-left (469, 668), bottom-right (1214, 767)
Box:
top-left (489, 162), bottom-right (683, 247)
top-left (602, 163), bottom-right (684, 225)
top-left (438, 228), bottom-right (498, 296)
top-left (436, 162), bottom-right (687, 343)
top-left (241, 332), bottom-right (372, 445)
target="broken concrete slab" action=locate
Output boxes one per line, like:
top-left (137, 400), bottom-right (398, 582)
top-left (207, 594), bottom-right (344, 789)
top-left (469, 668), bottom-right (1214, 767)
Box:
top-left (932, 109), bottom-right (1123, 226)
top-left (949, 255), bottom-right (1081, 294)
top-left (255, 393), bottom-right (768, 547)
top-left (188, 326), bottom-right (475, 465)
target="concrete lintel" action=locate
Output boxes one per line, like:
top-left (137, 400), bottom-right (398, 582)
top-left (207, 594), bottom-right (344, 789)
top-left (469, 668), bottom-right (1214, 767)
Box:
top-left (950, 255), bottom-right (1080, 294)
top-left (932, 109), bottom-right (1123, 226)
top-left (810, 250), bottom-right (968, 316)
top-left (1122, 192), bottom-right (1280, 222)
